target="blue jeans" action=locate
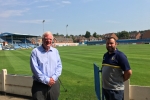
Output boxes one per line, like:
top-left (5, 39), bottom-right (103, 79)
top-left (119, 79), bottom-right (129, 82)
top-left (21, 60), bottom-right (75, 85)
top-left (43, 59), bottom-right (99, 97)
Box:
top-left (102, 88), bottom-right (124, 100)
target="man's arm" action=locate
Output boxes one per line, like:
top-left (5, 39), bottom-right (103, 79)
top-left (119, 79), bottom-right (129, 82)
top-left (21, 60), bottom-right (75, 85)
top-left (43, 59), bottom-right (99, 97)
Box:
top-left (118, 52), bottom-right (132, 82)
top-left (123, 69), bottom-right (132, 82)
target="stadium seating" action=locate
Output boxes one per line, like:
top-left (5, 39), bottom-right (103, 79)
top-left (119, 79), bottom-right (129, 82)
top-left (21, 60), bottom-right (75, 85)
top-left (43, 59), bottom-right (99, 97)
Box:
top-left (13, 44), bottom-right (21, 49)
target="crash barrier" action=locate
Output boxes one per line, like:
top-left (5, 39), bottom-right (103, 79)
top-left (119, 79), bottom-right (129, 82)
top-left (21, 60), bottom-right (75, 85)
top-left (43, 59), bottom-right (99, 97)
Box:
top-left (0, 69), bottom-right (32, 97)
top-left (0, 68), bottom-right (150, 100)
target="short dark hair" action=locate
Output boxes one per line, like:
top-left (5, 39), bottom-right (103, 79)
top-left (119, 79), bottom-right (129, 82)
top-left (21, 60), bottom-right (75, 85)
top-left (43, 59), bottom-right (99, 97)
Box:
top-left (106, 37), bottom-right (116, 42)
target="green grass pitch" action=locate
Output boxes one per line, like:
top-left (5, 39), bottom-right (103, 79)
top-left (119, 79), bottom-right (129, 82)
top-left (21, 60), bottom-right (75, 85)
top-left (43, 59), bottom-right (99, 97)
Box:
top-left (0, 44), bottom-right (150, 100)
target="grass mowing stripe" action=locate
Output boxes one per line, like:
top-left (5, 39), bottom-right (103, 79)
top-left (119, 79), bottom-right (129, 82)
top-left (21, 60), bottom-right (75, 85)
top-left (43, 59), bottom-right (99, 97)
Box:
top-left (0, 51), bottom-right (15, 73)
top-left (62, 56), bottom-right (97, 72)
top-left (59, 69), bottom-right (97, 100)
top-left (60, 69), bottom-right (93, 85)
top-left (63, 54), bottom-right (103, 64)
top-left (62, 54), bottom-right (102, 66)
top-left (62, 61), bottom-right (94, 78)
top-left (128, 57), bottom-right (150, 85)
top-left (3, 50), bottom-right (31, 75)
top-left (12, 50), bottom-right (31, 62)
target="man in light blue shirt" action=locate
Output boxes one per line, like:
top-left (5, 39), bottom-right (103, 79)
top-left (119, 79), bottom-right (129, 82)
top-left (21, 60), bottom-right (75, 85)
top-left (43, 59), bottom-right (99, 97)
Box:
top-left (30, 31), bottom-right (62, 100)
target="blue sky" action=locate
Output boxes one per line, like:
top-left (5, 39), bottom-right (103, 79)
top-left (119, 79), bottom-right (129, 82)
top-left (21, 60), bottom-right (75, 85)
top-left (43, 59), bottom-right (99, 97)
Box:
top-left (0, 0), bottom-right (150, 36)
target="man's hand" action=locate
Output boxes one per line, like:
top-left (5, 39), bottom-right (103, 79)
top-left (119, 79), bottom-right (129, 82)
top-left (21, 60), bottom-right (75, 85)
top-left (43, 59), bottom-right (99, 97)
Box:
top-left (48, 77), bottom-right (55, 87)
top-left (123, 70), bottom-right (132, 82)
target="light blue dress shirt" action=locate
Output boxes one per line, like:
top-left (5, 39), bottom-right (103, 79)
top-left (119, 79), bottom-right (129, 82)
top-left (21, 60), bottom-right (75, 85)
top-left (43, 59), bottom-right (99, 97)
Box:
top-left (30, 45), bottom-right (62, 85)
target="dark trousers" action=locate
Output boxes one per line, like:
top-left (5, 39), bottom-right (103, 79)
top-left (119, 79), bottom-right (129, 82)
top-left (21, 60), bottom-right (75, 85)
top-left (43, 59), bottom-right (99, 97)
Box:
top-left (102, 88), bottom-right (124, 100)
top-left (32, 80), bottom-right (60, 100)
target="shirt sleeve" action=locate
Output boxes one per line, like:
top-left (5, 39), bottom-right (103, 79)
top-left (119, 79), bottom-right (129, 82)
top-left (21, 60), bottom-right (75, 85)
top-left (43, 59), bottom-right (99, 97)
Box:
top-left (30, 49), bottom-right (50, 84)
top-left (118, 52), bottom-right (131, 71)
top-left (51, 49), bottom-right (62, 81)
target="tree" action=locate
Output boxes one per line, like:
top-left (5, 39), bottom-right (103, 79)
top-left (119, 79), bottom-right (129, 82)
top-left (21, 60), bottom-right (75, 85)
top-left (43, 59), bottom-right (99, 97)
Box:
top-left (70, 35), bottom-right (76, 42)
top-left (70, 34), bottom-right (74, 37)
top-left (56, 33), bottom-right (59, 36)
top-left (66, 34), bottom-right (69, 38)
top-left (93, 32), bottom-right (97, 37)
top-left (53, 34), bottom-right (56, 36)
top-left (116, 31), bottom-right (129, 39)
top-left (85, 31), bottom-right (91, 38)
top-left (116, 32), bottom-right (121, 38)
top-left (120, 31), bottom-right (129, 39)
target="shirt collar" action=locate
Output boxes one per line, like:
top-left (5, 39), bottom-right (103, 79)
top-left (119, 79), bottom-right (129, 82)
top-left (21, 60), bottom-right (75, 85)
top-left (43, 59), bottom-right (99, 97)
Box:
top-left (40, 45), bottom-right (53, 52)
top-left (114, 48), bottom-right (118, 53)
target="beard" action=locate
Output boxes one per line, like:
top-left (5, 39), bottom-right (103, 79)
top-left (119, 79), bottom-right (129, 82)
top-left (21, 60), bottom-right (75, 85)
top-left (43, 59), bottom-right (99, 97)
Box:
top-left (107, 47), bottom-right (115, 53)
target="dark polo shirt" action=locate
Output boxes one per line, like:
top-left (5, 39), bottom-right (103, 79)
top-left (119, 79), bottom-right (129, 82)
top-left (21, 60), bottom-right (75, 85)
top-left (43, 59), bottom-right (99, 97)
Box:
top-left (102, 49), bottom-right (131, 90)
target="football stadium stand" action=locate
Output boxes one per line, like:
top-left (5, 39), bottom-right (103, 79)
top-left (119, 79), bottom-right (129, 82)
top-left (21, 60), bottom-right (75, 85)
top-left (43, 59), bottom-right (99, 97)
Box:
top-left (0, 32), bottom-right (39, 50)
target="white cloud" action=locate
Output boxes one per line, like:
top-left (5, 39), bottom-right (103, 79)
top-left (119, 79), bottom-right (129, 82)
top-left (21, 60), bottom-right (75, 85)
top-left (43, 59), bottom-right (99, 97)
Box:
top-left (62, 1), bottom-right (71, 4)
top-left (0, 0), bottom-right (45, 6)
top-left (0, 9), bottom-right (29, 18)
top-left (37, 5), bottom-right (49, 8)
top-left (0, 0), bottom-right (25, 6)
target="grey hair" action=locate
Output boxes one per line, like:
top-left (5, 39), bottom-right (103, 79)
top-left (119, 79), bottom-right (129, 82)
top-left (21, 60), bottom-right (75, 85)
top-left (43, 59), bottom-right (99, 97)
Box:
top-left (42, 31), bottom-right (54, 40)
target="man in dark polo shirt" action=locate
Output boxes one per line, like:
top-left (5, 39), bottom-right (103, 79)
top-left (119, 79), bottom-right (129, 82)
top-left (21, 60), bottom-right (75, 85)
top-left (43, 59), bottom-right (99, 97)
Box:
top-left (102, 37), bottom-right (132, 100)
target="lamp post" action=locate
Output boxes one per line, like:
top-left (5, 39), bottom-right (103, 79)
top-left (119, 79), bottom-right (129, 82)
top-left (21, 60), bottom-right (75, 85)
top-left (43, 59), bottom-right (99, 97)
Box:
top-left (0, 33), bottom-right (1, 43)
top-left (43, 20), bottom-right (45, 33)
top-left (66, 24), bottom-right (68, 36)
top-left (66, 24), bottom-right (68, 43)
